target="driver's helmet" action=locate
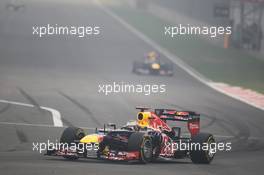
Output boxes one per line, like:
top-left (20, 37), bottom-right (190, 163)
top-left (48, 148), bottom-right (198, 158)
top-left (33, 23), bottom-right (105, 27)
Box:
top-left (147, 51), bottom-right (159, 61)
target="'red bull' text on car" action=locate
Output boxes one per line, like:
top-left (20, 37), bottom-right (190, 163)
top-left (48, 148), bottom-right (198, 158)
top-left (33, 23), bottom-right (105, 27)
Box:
top-left (46, 107), bottom-right (216, 164)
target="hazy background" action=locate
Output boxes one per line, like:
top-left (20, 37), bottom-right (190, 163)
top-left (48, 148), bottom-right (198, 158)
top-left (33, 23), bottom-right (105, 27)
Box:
top-left (0, 0), bottom-right (263, 175)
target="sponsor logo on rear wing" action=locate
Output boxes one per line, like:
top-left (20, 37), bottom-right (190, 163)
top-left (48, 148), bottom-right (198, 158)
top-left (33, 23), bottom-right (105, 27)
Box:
top-left (156, 109), bottom-right (200, 122)
top-left (159, 115), bottom-right (199, 122)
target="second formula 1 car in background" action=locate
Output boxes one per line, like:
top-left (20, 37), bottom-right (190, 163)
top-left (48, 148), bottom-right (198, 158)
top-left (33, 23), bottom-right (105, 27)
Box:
top-left (132, 51), bottom-right (174, 76)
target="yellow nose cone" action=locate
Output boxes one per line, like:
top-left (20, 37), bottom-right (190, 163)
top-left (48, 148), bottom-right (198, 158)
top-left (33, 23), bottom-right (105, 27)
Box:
top-left (80, 134), bottom-right (100, 143)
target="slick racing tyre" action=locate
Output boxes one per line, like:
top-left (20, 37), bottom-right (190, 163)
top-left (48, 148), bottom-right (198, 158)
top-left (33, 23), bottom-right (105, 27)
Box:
top-left (132, 61), bottom-right (143, 74)
top-left (60, 127), bottom-right (86, 160)
top-left (60, 127), bottom-right (85, 144)
top-left (128, 132), bottom-right (153, 163)
top-left (190, 133), bottom-right (216, 164)
top-left (132, 61), bottom-right (139, 73)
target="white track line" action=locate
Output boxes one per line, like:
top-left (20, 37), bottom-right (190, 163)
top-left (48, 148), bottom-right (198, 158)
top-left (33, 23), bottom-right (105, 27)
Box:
top-left (0, 121), bottom-right (62, 128)
top-left (0, 99), bottom-right (63, 127)
top-left (95, 1), bottom-right (264, 112)
top-left (41, 106), bottom-right (63, 127)
top-left (0, 121), bottom-right (94, 130)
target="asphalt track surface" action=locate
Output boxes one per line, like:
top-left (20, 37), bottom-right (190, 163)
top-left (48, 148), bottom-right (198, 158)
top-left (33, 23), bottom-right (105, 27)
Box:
top-left (0, 0), bottom-right (264, 174)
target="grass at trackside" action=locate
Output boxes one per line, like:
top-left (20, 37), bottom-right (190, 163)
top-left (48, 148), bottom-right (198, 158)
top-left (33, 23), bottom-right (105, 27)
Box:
top-left (110, 6), bottom-right (264, 94)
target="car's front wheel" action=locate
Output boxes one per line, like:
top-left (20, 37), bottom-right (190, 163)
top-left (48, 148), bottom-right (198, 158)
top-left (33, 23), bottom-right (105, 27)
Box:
top-left (128, 132), bottom-right (153, 163)
top-left (60, 127), bottom-right (86, 160)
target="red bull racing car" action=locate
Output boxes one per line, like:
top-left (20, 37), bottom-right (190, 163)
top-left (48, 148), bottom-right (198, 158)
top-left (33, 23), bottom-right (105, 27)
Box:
top-left (46, 107), bottom-right (216, 164)
top-left (132, 51), bottom-right (174, 76)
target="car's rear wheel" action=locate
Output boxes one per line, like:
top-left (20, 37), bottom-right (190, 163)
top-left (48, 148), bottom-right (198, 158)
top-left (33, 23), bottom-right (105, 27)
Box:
top-left (190, 133), bottom-right (216, 164)
top-left (132, 61), bottom-right (143, 74)
top-left (60, 127), bottom-right (86, 160)
top-left (128, 132), bottom-right (153, 163)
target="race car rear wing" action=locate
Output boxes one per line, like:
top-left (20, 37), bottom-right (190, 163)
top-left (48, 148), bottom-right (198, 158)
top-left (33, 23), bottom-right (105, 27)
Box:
top-left (155, 109), bottom-right (200, 120)
top-left (155, 108), bottom-right (200, 136)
